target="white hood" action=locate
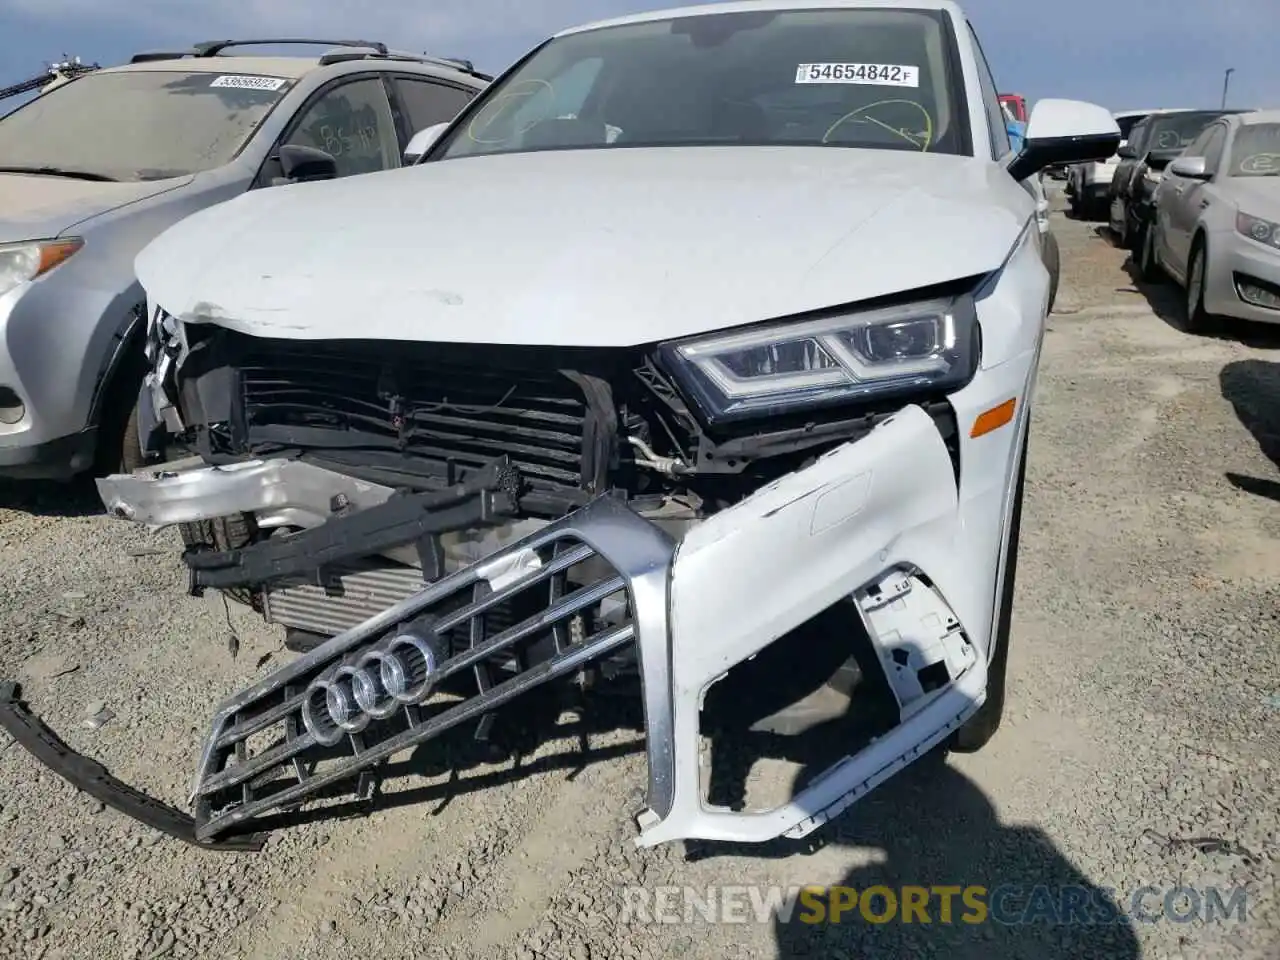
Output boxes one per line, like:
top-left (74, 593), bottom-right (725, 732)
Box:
top-left (137, 147), bottom-right (1031, 347)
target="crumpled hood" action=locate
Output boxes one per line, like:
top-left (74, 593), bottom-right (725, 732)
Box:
top-left (138, 147), bottom-right (1031, 347)
top-left (0, 172), bottom-right (188, 243)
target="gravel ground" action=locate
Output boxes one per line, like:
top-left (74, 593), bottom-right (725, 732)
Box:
top-left (0, 190), bottom-right (1277, 960)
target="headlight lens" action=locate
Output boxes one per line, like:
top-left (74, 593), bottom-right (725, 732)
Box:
top-left (1236, 212), bottom-right (1280, 250)
top-left (659, 293), bottom-right (979, 424)
top-left (0, 239), bottom-right (84, 299)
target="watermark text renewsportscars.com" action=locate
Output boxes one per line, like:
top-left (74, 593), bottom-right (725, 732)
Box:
top-left (619, 884), bottom-right (1251, 926)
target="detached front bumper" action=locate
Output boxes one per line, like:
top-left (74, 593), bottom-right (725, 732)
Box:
top-left (17, 365), bottom-right (1029, 846)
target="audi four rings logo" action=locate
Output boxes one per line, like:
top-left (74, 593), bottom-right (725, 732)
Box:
top-left (301, 631), bottom-right (443, 746)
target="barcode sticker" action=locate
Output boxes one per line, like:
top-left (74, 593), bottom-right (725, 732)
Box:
top-left (210, 75), bottom-right (288, 91)
top-left (795, 63), bottom-right (919, 87)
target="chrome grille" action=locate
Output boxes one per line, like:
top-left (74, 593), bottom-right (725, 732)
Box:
top-left (190, 498), bottom-right (660, 842)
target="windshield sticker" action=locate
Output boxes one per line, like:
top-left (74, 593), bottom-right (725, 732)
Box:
top-left (795, 63), bottom-right (919, 87)
top-left (210, 75), bottom-right (288, 91)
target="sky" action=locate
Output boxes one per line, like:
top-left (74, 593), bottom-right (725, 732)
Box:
top-left (0, 0), bottom-right (1274, 113)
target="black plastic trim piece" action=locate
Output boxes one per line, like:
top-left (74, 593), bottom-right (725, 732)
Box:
top-left (0, 683), bottom-right (264, 852)
top-left (184, 459), bottom-right (519, 591)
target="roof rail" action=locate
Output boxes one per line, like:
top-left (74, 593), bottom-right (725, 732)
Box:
top-left (192, 38), bottom-right (389, 58)
top-left (421, 53), bottom-right (491, 80)
top-left (311, 47), bottom-right (490, 80)
top-left (434, 56), bottom-right (475, 73)
top-left (317, 49), bottom-right (416, 67)
top-left (130, 50), bottom-right (196, 63)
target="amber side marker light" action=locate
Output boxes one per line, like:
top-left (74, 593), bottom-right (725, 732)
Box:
top-left (970, 398), bottom-right (1016, 438)
top-left (36, 239), bottom-right (84, 276)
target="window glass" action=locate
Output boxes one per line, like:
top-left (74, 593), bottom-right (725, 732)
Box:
top-left (1146, 112), bottom-right (1227, 154)
top-left (1226, 122), bottom-right (1280, 177)
top-left (395, 79), bottom-right (476, 133)
top-left (1200, 126), bottom-right (1227, 173)
top-left (284, 77), bottom-right (400, 176)
top-left (967, 24), bottom-right (1010, 158)
top-left (0, 69), bottom-right (290, 181)
top-left (435, 8), bottom-right (971, 159)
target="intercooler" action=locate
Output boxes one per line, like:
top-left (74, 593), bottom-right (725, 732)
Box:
top-left (262, 561), bottom-right (429, 636)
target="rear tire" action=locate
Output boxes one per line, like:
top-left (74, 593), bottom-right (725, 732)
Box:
top-left (949, 434), bottom-right (1025, 753)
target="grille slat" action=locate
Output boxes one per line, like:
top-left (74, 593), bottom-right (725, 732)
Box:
top-left (232, 336), bottom-right (594, 507)
top-left (192, 527), bottom-right (635, 838)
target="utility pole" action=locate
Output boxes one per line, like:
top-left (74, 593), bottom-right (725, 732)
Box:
top-left (1221, 67), bottom-right (1235, 109)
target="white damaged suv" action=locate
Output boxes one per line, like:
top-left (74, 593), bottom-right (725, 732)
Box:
top-left (6, 0), bottom-right (1118, 851)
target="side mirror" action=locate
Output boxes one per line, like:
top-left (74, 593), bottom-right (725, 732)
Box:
top-left (278, 144), bottom-right (338, 183)
top-left (404, 122), bottom-right (450, 164)
top-left (1116, 142), bottom-right (1137, 160)
top-left (1008, 99), bottom-right (1121, 182)
top-left (1168, 156), bottom-right (1211, 181)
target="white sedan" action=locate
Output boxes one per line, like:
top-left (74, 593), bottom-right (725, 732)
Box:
top-left (1139, 109), bottom-right (1280, 331)
top-left (8, 0), bottom-right (1119, 851)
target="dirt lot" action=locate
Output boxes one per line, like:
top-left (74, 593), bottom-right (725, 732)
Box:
top-left (0, 191), bottom-right (1277, 960)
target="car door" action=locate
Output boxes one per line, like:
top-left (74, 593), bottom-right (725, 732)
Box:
top-left (1165, 123), bottom-right (1227, 273)
top-left (1156, 125), bottom-right (1213, 274)
top-left (389, 74), bottom-right (478, 142)
top-left (1113, 119), bottom-right (1147, 201)
top-left (253, 74), bottom-right (402, 187)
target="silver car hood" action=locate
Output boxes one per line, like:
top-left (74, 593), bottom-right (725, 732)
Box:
top-left (1225, 176), bottom-right (1280, 219)
top-left (0, 172), bottom-right (190, 242)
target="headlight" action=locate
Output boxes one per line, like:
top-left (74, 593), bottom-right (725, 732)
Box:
top-left (0, 239), bottom-right (84, 299)
top-left (658, 293), bottom-right (979, 424)
top-left (1236, 212), bottom-right (1280, 250)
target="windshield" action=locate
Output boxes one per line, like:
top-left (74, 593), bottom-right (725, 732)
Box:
top-left (1228, 122), bottom-right (1280, 177)
top-left (434, 8), bottom-right (968, 160)
top-left (0, 69), bottom-right (291, 181)
top-left (1146, 113), bottom-right (1223, 153)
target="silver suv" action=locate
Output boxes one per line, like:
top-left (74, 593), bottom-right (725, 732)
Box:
top-left (0, 39), bottom-right (488, 480)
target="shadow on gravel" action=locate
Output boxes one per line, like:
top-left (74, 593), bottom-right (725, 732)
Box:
top-left (1123, 262), bottom-right (1280, 349)
top-left (741, 755), bottom-right (1143, 959)
top-left (1220, 360), bottom-right (1280, 502)
top-left (0, 477), bottom-right (104, 518)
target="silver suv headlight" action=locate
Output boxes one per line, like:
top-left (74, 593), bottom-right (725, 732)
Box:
top-left (0, 239), bottom-right (83, 299)
top-left (658, 293), bottom-right (980, 425)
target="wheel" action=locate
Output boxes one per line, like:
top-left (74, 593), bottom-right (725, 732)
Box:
top-left (91, 310), bottom-right (150, 477)
top-left (949, 434), bottom-right (1025, 753)
top-left (1066, 183), bottom-right (1082, 218)
top-left (1183, 238), bottom-right (1217, 334)
top-left (1136, 221), bottom-right (1162, 283)
top-left (91, 375), bottom-right (148, 477)
top-left (1042, 230), bottom-right (1061, 314)
top-left (1112, 201), bottom-right (1128, 246)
